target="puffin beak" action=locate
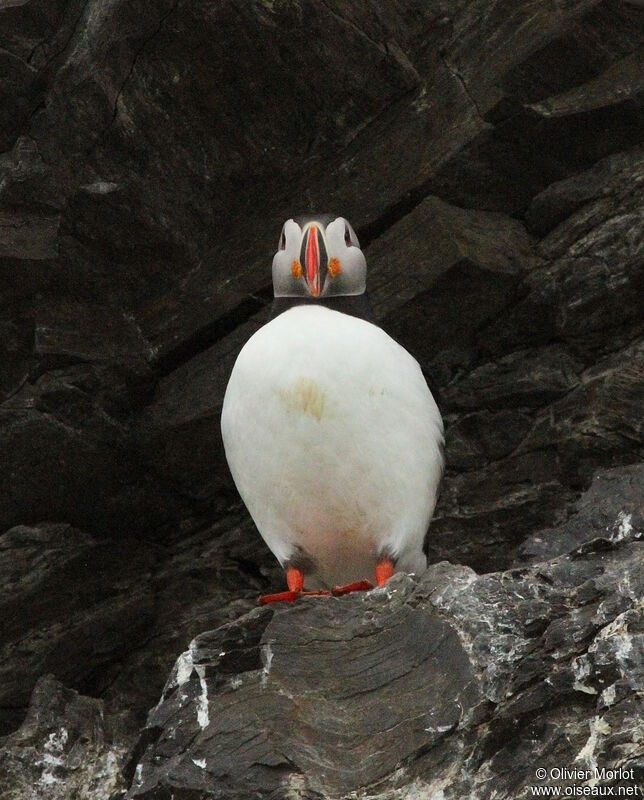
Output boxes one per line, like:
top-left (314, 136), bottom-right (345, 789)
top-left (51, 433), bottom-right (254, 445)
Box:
top-left (301, 224), bottom-right (321, 297)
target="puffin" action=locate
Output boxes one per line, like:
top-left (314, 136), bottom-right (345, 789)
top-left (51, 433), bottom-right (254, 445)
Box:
top-left (221, 215), bottom-right (444, 603)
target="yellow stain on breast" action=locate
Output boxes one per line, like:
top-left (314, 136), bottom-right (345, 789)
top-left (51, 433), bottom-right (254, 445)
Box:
top-left (279, 377), bottom-right (326, 421)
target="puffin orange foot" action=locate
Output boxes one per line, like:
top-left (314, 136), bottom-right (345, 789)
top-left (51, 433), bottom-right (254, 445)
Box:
top-left (332, 579), bottom-right (374, 596)
top-left (258, 590), bottom-right (300, 605)
top-left (376, 558), bottom-right (395, 586)
top-left (258, 566), bottom-right (331, 605)
top-left (258, 589), bottom-right (330, 605)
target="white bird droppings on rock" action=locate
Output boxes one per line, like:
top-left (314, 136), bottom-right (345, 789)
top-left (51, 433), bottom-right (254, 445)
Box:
top-left (614, 511), bottom-right (633, 541)
top-left (39, 772), bottom-right (59, 787)
top-left (81, 180), bottom-right (119, 194)
top-left (36, 727), bottom-right (69, 787)
top-left (176, 650), bottom-right (194, 686)
top-left (600, 684), bottom-right (617, 707)
top-left (575, 716), bottom-right (611, 775)
top-left (572, 656), bottom-right (598, 695)
top-left (261, 642), bottom-right (273, 687)
top-left (195, 665), bottom-right (209, 729)
top-left (284, 773), bottom-right (307, 799)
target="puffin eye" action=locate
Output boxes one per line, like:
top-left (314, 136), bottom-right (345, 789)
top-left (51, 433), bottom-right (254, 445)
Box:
top-left (279, 228), bottom-right (286, 250)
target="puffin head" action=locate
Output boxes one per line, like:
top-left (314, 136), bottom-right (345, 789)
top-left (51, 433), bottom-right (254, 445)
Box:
top-left (272, 214), bottom-right (366, 298)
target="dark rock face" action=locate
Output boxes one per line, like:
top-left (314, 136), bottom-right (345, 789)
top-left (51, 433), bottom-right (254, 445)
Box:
top-left (0, 523), bottom-right (155, 735)
top-left (0, 516), bottom-right (276, 741)
top-left (1, 0), bottom-right (643, 797)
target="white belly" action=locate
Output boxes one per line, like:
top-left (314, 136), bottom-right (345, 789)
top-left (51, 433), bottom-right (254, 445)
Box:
top-left (221, 305), bottom-right (444, 587)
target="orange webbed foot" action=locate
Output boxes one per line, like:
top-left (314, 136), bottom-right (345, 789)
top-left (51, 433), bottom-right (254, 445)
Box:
top-left (258, 590), bottom-right (301, 605)
top-left (257, 566), bottom-right (330, 605)
top-left (257, 589), bottom-right (330, 605)
top-left (331, 579), bottom-right (374, 596)
top-left (375, 558), bottom-right (395, 587)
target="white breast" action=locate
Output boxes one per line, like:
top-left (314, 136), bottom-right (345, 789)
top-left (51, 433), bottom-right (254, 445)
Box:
top-left (221, 305), bottom-right (444, 587)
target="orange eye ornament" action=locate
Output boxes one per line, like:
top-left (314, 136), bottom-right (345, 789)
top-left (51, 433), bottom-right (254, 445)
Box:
top-left (328, 257), bottom-right (341, 277)
top-left (291, 259), bottom-right (303, 278)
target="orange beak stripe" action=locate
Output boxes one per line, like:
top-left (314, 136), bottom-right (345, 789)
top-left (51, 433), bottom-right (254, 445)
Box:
top-left (306, 225), bottom-right (320, 296)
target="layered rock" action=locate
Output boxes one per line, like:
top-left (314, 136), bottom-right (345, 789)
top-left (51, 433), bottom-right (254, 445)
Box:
top-left (0, 675), bottom-right (127, 800)
top-left (0, 516), bottom-right (276, 740)
top-left (128, 468), bottom-right (643, 799)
